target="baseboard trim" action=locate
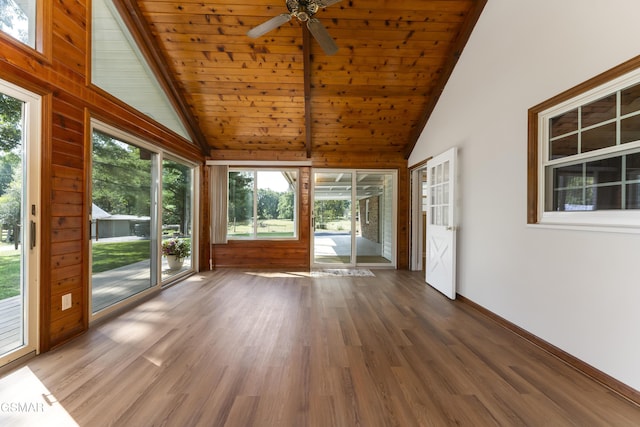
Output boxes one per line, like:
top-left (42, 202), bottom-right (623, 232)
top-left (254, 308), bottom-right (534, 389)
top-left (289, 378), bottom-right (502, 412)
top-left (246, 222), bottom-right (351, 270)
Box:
top-left (457, 294), bottom-right (640, 407)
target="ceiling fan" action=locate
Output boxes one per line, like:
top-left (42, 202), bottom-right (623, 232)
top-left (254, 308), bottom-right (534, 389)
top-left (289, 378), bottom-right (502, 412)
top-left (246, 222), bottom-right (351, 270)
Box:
top-left (247, 0), bottom-right (342, 55)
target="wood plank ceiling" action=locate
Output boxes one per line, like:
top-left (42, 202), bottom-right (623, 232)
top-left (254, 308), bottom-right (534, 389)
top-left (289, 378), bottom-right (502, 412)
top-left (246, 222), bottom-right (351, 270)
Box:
top-left (118, 0), bottom-right (486, 159)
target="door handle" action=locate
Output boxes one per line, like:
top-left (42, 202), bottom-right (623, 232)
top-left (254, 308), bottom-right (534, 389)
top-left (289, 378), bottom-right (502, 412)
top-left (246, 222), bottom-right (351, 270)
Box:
top-left (30, 220), bottom-right (36, 249)
top-left (446, 226), bottom-right (456, 231)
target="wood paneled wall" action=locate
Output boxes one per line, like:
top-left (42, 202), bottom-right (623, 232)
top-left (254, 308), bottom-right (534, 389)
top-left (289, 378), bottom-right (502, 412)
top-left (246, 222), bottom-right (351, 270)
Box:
top-left (0, 0), bottom-right (202, 352)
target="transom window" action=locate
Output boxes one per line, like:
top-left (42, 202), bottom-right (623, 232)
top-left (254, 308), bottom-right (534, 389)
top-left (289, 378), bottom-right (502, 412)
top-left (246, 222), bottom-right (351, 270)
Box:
top-left (0, 0), bottom-right (36, 48)
top-left (228, 169), bottom-right (298, 239)
top-left (530, 58), bottom-right (640, 228)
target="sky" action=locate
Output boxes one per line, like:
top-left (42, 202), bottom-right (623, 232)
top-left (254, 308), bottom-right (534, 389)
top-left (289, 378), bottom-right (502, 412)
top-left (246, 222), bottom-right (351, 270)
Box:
top-left (257, 171), bottom-right (290, 192)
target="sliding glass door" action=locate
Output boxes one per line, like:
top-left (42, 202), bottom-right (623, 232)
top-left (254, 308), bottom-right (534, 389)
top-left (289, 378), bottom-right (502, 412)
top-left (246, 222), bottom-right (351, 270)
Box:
top-left (90, 122), bottom-right (198, 316)
top-left (312, 170), bottom-right (396, 267)
top-left (313, 172), bottom-right (353, 265)
top-left (91, 128), bottom-right (157, 314)
top-left (355, 171), bottom-right (395, 265)
top-left (0, 81), bottom-right (40, 366)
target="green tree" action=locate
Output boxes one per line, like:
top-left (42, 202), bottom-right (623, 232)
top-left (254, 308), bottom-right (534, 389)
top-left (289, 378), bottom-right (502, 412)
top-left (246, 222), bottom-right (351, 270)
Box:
top-left (277, 191), bottom-right (294, 220)
top-left (314, 199), bottom-right (349, 222)
top-left (0, 166), bottom-right (22, 242)
top-left (162, 160), bottom-right (190, 234)
top-left (92, 130), bottom-right (152, 216)
top-left (257, 188), bottom-right (279, 220)
top-left (228, 171), bottom-right (253, 226)
top-left (0, 93), bottom-right (23, 241)
top-left (0, 0), bottom-right (29, 44)
top-left (0, 93), bottom-right (22, 196)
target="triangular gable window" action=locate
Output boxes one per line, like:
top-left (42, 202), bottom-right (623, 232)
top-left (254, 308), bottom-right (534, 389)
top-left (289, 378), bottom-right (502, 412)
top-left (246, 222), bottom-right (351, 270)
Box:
top-left (92, 0), bottom-right (192, 142)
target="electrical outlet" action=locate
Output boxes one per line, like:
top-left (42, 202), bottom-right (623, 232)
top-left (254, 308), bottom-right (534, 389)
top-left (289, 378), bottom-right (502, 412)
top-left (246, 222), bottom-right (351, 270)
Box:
top-left (62, 293), bottom-right (72, 311)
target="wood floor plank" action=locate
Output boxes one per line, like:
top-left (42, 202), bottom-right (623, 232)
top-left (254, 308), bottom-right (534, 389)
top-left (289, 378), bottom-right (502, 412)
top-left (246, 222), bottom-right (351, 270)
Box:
top-left (0, 269), bottom-right (638, 426)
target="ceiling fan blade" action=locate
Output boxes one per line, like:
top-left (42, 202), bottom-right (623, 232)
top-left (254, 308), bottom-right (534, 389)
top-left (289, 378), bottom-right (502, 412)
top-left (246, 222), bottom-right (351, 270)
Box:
top-left (307, 18), bottom-right (338, 55)
top-left (247, 13), bottom-right (292, 38)
top-left (316, 0), bottom-right (343, 7)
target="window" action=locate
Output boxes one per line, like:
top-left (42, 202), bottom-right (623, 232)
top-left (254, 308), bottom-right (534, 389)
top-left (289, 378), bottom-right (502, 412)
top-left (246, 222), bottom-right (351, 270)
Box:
top-left (0, 0), bottom-right (36, 48)
top-left (529, 57), bottom-right (640, 228)
top-left (228, 169), bottom-right (297, 239)
top-left (92, 0), bottom-right (192, 141)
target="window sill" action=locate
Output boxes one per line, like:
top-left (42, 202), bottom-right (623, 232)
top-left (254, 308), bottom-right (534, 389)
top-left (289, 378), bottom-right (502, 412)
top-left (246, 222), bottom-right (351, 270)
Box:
top-left (531, 212), bottom-right (640, 234)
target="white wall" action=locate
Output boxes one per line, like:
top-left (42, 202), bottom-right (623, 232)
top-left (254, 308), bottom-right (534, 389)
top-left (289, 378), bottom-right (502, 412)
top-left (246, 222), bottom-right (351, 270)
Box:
top-left (409, 0), bottom-right (640, 391)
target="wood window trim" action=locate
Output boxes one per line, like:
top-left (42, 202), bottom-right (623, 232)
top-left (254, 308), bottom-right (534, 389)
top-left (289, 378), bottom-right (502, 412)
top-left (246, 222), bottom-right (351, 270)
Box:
top-left (527, 55), bottom-right (640, 224)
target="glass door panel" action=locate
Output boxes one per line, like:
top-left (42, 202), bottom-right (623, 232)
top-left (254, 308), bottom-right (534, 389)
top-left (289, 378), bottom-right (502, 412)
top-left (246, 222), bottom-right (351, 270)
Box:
top-left (355, 171), bottom-right (394, 265)
top-left (91, 129), bottom-right (157, 314)
top-left (162, 159), bottom-right (193, 279)
top-left (0, 92), bottom-right (26, 357)
top-left (0, 85), bottom-right (38, 365)
top-left (313, 172), bottom-right (353, 265)
top-left (313, 169), bottom-right (396, 268)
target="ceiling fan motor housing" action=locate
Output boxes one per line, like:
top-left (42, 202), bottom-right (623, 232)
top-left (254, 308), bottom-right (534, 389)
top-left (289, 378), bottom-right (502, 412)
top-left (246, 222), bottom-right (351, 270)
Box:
top-left (287, 0), bottom-right (320, 21)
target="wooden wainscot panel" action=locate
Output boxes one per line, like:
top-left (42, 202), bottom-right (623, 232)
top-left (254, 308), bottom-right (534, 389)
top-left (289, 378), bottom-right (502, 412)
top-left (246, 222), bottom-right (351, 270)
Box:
top-left (51, 189), bottom-right (83, 206)
top-left (51, 165), bottom-right (83, 192)
top-left (49, 263), bottom-right (84, 346)
top-left (51, 200), bottom-right (83, 217)
top-left (52, 212), bottom-right (84, 229)
top-left (52, 138), bottom-right (84, 169)
top-left (213, 242), bottom-right (310, 269)
top-left (51, 240), bottom-right (83, 258)
top-left (51, 226), bottom-right (82, 244)
top-left (50, 266), bottom-right (82, 297)
top-left (209, 150), bottom-right (310, 162)
top-left (310, 152), bottom-right (407, 169)
top-left (51, 251), bottom-right (82, 270)
top-left (51, 0), bottom-right (87, 79)
top-left (49, 308), bottom-right (84, 347)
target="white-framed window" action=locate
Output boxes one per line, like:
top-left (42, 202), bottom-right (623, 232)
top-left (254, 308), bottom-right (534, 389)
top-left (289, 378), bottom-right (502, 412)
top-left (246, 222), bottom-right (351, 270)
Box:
top-left (228, 168), bottom-right (298, 239)
top-left (530, 58), bottom-right (640, 229)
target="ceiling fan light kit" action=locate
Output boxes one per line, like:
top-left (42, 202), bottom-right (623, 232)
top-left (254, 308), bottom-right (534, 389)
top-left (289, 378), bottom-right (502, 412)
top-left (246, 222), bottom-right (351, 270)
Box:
top-left (247, 0), bottom-right (342, 55)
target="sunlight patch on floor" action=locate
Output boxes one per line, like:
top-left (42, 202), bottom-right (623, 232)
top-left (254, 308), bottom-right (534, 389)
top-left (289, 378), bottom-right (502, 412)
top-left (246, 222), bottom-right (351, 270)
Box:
top-left (0, 366), bottom-right (78, 426)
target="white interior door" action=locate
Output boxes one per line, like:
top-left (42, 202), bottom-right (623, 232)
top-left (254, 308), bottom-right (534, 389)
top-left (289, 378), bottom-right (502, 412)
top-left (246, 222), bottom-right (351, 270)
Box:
top-left (425, 147), bottom-right (457, 299)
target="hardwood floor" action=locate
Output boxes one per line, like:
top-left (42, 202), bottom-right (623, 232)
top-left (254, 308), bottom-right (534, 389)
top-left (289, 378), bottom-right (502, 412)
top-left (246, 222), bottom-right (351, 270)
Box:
top-left (1, 269), bottom-right (639, 426)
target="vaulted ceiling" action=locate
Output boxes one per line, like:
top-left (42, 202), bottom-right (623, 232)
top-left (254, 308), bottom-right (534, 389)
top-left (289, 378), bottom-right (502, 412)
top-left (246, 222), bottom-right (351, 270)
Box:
top-left (116, 0), bottom-right (486, 160)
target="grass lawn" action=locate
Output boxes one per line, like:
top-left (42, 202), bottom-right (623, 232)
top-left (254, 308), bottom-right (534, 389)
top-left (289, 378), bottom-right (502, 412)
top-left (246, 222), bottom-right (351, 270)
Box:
top-left (228, 219), bottom-right (295, 238)
top-left (0, 239), bottom-right (167, 299)
top-left (0, 250), bottom-right (20, 299)
top-left (92, 240), bottom-right (151, 273)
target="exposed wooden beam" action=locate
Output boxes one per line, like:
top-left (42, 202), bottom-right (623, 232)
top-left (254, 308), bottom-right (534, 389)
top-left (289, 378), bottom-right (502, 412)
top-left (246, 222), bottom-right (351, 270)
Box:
top-left (113, 0), bottom-right (210, 156)
top-left (303, 26), bottom-right (313, 159)
top-left (403, 0), bottom-right (488, 159)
